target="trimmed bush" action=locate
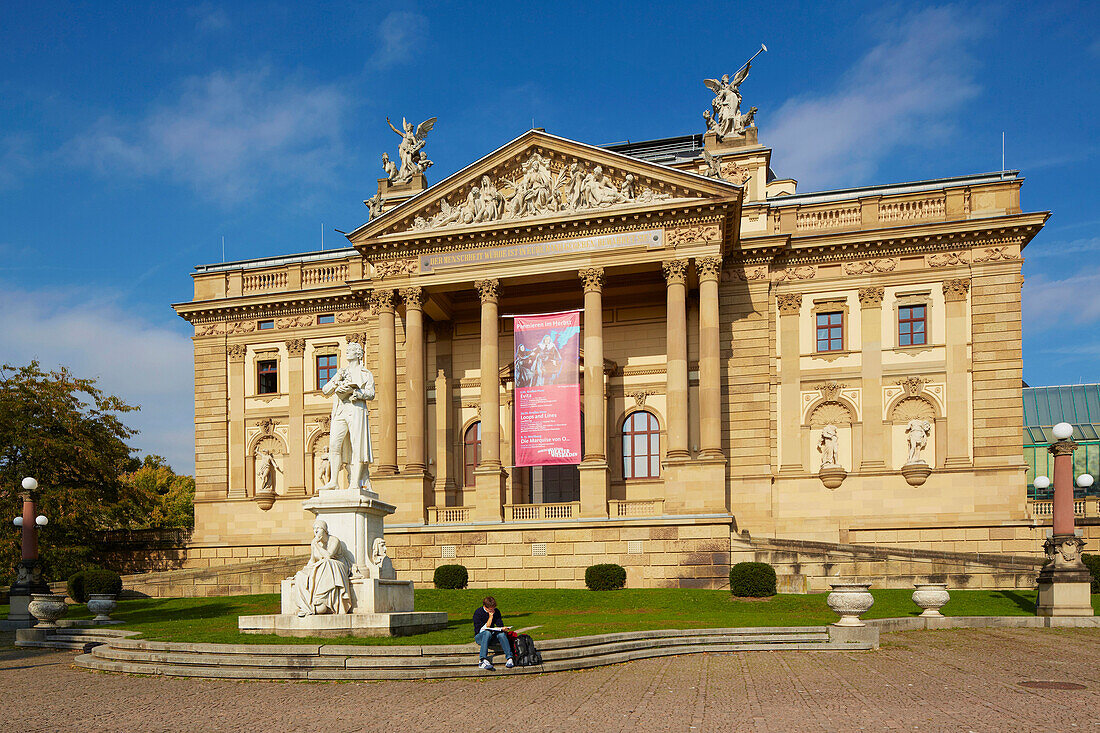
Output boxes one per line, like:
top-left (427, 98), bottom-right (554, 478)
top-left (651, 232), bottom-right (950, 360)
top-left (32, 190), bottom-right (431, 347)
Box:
top-left (83, 568), bottom-right (123, 597)
top-left (433, 564), bottom-right (469, 589)
top-left (729, 562), bottom-right (777, 597)
top-left (1084, 553), bottom-right (1100, 593)
top-left (585, 563), bottom-right (627, 591)
top-left (67, 570), bottom-right (88, 604)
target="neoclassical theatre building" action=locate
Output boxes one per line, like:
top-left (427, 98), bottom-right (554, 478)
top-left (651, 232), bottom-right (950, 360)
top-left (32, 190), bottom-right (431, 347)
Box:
top-left (175, 100), bottom-right (1052, 590)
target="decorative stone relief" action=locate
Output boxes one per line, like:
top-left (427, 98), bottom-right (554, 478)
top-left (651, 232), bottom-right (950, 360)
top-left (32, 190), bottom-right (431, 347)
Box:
top-left (275, 315), bottom-right (314, 330)
top-left (397, 152), bottom-right (678, 234)
top-left (703, 47), bottom-right (763, 140)
top-left (286, 339), bottom-right (306, 357)
top-left (256, 417), bottom-right (276, 435)
top-left (771, 208), bottom-right (780, 233)
top-left (228, 344), bottom-right (247, 362)
top-left (843, 258), bottom-right (898, 275)
top-left (579, 267), bottom-right (605, 292)
top-left (662, 260), bottom-right (688, 286)
top-left (374, 259), bottom-right (418, 279)
top-left (777, 293), bottom-right (802, 315)
top-left (818, 382), bottom-right (845, 402)
top-left (926, 251), bottom-right (969, 268)
top-left (195, 322), bottom-right (224, 337)
top-left (942, 278), bottom-right (970, 301)
top-left (719, 162), bottom-right (753, 185)
top-left (971, 246), bottom-right (1017, 263)
top-left (892, 397), bottom-right (935, 423)
top-left (696, 256), bottom-right (723, 281)
top-left (858, 287), bottom-right (885, 307)
top-left (667, 223), bottom-right (721, 247)
top-left (346, 332), bottom-right (368, 347)
top-left (774, 265), bottom-right (816, 281)
top-left (335, 309), bottom-right (371, 324)
top-left (809, 401), bottom-right (852, 428)
top-left (474, 278), bottom-right (500, 303)
top-left (724, 265), bottom-right (767, 281)
top-left (897, 376), bottom-right (929, 397)
top-left (228, 321), bottom-right (257, 334)
top-left (627, 389), bottom-right (654, 407)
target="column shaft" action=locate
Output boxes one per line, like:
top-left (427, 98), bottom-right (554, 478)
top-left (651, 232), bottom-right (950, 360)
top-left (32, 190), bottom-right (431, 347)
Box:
top-left (476, 279), bottom-right (501, 469)
top-left (371, 289), bottom-right (398, 475)
top-left (286, 339), bottom-right (306, 494)
top-left (697, 257), bottom-right (723, 458)
top-left (433, 322), bottom-right (456, 507)
top-left (401, 288), bottom-right (427, 473)
top-left (581, 268), bottom-right (606, 460)
top-left (858, 287), bottom-right (885, 470)
top-left (777, 293), bottom-right (803, 472)
top-left (227, 344), bottom-right (246, 497)
top-left (664, 260), bottom-right (690, 460)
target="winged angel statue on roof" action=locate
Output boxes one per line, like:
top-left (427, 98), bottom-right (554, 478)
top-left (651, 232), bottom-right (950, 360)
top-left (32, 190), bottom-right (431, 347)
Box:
top-left (386, 116), bottom-right (437, 184)
top-left (704, 44), bottom-right (766, 141)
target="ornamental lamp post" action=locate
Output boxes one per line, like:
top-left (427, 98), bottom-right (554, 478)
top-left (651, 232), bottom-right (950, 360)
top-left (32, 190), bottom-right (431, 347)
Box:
top-left (1035, 423), bottom-right (1094, 617)
top-left (5, 477), bottom-right (51, 628)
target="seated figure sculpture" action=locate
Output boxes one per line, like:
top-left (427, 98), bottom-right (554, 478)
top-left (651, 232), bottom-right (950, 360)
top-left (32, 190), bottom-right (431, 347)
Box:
top-left (294, 519), bottom-right (354, 616)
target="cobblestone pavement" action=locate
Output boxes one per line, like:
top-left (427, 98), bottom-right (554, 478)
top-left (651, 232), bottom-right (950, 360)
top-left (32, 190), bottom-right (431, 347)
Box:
top-left (2, 629), bottom-right (1098, 732)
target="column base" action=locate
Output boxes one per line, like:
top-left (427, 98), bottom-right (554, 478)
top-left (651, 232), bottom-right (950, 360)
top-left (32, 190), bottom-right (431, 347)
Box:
top-left (942, 456), bottom-right (971, 468)
top-left (662, 458), bottom-right (728, 514)
top-left (578, 461), bottom-right (609, 518)
top-left (373, 473), bottom-right (433, 525)
top-left (858, 460), bottom-right (886, 472)
top-left (1036, 575), bottom-right (1094, 617)
top-left (473, 466), bottom-right (507, 522)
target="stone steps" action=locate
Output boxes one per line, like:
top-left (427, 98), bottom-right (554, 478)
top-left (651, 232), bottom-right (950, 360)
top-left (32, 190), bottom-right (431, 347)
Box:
top-left (72, 625), bottom-right (871, 680)
top-left (15, 627), bottom-right (139, 651)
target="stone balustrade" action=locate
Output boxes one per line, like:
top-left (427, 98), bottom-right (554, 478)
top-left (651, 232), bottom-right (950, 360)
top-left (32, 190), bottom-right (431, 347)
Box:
top-left (609, 498), bottom-right (665, 517)
top-left (1028, 497), bottom-right (1097, 518)
top-left (504, 502), bottom-right (581, 522)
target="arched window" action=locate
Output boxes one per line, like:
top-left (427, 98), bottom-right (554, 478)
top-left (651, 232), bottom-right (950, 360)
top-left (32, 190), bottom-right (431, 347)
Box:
top-left (623, 410), bottom-right (660, 479)
top-left (463, 422), bottom-right (481, 487)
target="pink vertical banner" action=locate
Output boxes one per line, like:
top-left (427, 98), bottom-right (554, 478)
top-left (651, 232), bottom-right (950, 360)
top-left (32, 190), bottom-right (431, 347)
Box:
top-left (513, 310), bottom-right (582, 467)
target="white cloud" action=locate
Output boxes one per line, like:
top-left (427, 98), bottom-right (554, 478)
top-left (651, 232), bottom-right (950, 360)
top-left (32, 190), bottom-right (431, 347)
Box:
top-left (369, 11), bottom-right (427, 69)
top-left (1023, 271), bottom-right (1100, 329)
top-left (0, 285), bottom-right (196, 473)
top-left (768, 6), bottom-right (981, 189)
top-left (67, 68), bottom-right (349, 202)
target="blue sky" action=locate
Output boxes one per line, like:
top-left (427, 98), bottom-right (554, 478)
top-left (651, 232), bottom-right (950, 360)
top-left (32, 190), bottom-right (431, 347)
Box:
top-left (1, 1), bottom-right (1097, 473)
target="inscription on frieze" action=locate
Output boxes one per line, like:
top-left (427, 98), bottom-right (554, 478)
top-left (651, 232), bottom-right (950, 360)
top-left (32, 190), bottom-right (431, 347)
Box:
top-left (419, 229), bottom-right (663, 273)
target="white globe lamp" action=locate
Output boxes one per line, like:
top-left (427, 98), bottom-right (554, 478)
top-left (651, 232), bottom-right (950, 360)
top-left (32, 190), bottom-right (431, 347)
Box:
top-left (1033, 476), bottom-right (1051, 490)
top-left (1076, 474), bottom-right (1095, 488)
top-left (13, 517), bottom-right (23, 528)
top-left (1052, 422), bottom-right (1074, 440)
top-left (35, 515), bottom-right (47, 527)
top-left (21, 477), bottom-right (37, 491)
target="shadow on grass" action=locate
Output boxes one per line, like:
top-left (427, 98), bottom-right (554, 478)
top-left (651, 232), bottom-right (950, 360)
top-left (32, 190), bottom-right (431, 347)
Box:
top-left (993, 590), bottom-right (1036, 614)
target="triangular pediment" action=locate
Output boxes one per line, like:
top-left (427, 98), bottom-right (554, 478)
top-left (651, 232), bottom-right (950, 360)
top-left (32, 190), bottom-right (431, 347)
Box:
top-left (348, 129), bottom-right (741, 248)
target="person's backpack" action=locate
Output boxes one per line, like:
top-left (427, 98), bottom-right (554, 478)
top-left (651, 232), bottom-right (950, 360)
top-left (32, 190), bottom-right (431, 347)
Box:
top-left (514, 633), bottom-right (541, 666)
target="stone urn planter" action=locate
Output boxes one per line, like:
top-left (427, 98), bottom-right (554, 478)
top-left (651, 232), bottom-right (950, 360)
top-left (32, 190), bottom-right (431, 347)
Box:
top-left (901, 462), bottom-right (932, 487)
top-left (827, 582), bottom-right (874, 627)
top-left (911, 583), bottom-right (950, 617)
top-left (87, 593), bottom-right (119, 623)
top-left (818, 465), bottom-right (848, 490)
top-left (255, 488), bottom-right (276, 511)
top-left (28, 593), bottom-right (68, 629)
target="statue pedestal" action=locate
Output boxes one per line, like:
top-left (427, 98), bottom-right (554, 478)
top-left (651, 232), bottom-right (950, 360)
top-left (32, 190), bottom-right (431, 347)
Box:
top-left (238, 487), bottom-right (447, 637)
top-left (1036, 534), bottom-right (1094, 617)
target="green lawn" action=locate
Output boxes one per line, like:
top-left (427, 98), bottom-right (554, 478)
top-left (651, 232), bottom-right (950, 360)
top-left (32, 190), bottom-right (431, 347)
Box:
top-left (21, 588), bottom-right (1097, 647)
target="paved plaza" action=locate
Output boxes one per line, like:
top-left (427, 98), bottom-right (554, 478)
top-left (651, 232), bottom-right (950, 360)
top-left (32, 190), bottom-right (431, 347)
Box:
top-left (3, 628), bottom-right (1098, 732)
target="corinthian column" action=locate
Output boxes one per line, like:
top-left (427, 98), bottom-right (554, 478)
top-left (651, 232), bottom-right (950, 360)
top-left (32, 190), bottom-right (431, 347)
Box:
top-left (942, 278), bottom-right (970, 467)
top-left (777, 292), bottom-right (803, 473)
top-left (696, 257), bottom-right (723, 459)
top-left (401, 287), bottom-right (426, 474)
top-left (371, 289), bottom-right (398, 475)
top-left (579, 267), bottom-right (606, 461)
top-left (473, 278), bottom-right (505, 522)
top-left (663, 260), bottom-right (690, 460)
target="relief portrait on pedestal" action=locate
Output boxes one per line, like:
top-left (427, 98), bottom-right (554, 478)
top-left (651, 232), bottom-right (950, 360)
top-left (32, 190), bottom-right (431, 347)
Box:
top-left (319, 342), bottom-right (375, 491)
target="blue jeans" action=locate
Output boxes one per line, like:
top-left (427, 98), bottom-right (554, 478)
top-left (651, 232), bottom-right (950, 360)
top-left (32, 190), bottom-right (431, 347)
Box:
top-left (475, 630), bottom-right (512, 661)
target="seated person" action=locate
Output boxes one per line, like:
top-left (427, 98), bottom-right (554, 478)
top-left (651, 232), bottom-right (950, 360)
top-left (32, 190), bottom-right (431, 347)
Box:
top-left (472, 596), bottom-right (514, 670)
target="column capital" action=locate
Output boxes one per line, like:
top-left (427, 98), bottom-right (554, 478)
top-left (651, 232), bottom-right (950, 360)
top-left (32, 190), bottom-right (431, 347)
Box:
top-left (578, 267), bottom-right (605, 293)
top-left (400, 286), bottom-right (424, 310)
top-left (662, 259), bottom-right (688, 286)
top-left (858, 286), bottom-right (885, 307)
top-left (695, 256), bottom-right (723, 282)
top-left (228, 343), bottom-right (247, 362)
top-left (475, 278), bottom-right (500, 304)
top-left (1049, 438), bottom-right (1078, 457)
top-left (777, 292), bottom-right (802, 315)
top-left (942, 278), bottom-right (970, 301)
top-left (369, 288), bottom-right (396, 314)
top-left (285, 338), bottom-right (306, 357)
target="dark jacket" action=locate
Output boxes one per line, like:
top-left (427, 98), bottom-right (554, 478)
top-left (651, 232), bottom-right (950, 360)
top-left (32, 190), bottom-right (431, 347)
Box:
top-left (472, 606), bottom-right (504, 636)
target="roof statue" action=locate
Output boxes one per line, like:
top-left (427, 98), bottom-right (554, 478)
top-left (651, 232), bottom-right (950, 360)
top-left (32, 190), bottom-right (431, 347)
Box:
top-left (702, 149), bottom-right (724, 180)
top-left (704, 44), bottom-right (766, 141)
top-left (363, 190), bottom-right (383, 220)
top-left (386, 116), bottom-right (437, 184)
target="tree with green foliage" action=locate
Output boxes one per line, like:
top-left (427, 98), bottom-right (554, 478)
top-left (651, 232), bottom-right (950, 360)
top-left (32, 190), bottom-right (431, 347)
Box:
top-left (0, 361), bottom-right (192, 584)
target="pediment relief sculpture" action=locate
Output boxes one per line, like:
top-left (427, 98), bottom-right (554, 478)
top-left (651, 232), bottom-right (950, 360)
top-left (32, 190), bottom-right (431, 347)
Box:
top-left (397, 151), bottom-right (683, 234)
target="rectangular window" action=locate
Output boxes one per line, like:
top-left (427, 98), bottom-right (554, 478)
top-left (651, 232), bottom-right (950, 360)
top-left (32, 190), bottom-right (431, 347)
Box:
top-left (316, 353), bottom-right (338, 387)
top-left (816, 312), bottom-right (844, 352)
top-left (317, 314), bottom-right (335, 325)
top-left (258, 319), bottom-right (274, 330)
top-left (898, 305), bottom-right (927, 346)
top-left (257, 360), bottom-right (278, 394)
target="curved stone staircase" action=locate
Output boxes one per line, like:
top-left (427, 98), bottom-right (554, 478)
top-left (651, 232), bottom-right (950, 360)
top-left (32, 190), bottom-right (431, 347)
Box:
top-left (69, 625), bottom-right (873, 680)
